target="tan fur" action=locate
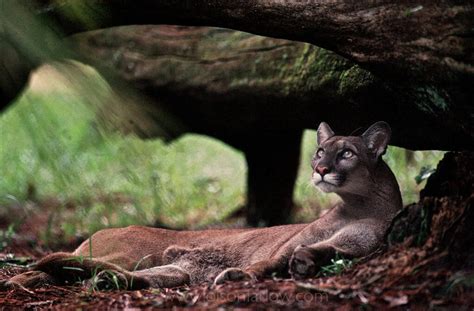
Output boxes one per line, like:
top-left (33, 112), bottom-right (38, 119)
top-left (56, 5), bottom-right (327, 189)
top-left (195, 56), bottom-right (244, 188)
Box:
top-left (4, 122), bottom-right (402, 289)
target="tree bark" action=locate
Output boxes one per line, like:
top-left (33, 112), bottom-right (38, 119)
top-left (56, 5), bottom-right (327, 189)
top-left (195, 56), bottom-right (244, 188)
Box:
top-left (71, 25), bottom-right (473, 150)
top-left (2, 2), bottom-right (473, 146)
top-left (0, 39), bottom-right (34, 107)
top-left (244, 131), bottom-right (302, 226)
top-left (31, 0), bottom-right (473, 81)
top-left (388, 151), bottom-right (474, 264)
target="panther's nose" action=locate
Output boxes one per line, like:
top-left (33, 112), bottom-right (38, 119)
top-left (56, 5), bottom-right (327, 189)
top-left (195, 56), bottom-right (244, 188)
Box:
top-left (315, 166), bottom-right (330, 176)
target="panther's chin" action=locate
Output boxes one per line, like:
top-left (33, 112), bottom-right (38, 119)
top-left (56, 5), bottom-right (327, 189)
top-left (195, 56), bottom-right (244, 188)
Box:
top-left (315, 181), bottom-right (339, 193)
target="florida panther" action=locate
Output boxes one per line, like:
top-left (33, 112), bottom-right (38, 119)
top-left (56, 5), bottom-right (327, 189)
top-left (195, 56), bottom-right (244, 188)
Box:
top-left (4, 121), bottom-right (402, 289)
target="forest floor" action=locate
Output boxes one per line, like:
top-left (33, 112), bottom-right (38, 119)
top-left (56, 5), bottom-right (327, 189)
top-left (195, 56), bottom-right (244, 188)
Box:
top-left (0, 217), bottom-right (472, 310)
top-left (1, 152), bottom-right (473, 310)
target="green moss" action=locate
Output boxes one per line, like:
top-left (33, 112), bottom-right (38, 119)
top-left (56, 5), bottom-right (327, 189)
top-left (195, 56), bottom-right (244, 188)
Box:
top-left (205, 32), bottom-right (363, 98)
top-left (283, 45), bottom-right (354, 95)
top-left (338, 65), bottom-right (376, 96)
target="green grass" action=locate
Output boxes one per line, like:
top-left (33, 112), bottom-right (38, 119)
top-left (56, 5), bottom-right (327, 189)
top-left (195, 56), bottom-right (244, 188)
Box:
top-left (317, 254), bottom-right (354, 277)
top-left (0, 68), bottom-right (444, 244)
top-left (0, 90), bottom-right (245, 238)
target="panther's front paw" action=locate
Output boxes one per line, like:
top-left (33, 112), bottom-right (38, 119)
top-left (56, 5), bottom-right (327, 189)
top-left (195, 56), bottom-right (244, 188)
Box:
top-left (213, 268), bottom-right (255, 285)
top-left (289, 245), bottom-right (317, 280)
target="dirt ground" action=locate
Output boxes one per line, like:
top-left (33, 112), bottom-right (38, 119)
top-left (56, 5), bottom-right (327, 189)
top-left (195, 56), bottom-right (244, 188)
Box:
top-left (1, 152), bottom-right (473, 309)
top-left (0, 240), bottom-right (472, 310)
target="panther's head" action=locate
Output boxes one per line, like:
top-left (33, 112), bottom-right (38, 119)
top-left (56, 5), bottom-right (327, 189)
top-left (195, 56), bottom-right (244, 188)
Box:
top-left (311, 121), bottom-right (391, 195)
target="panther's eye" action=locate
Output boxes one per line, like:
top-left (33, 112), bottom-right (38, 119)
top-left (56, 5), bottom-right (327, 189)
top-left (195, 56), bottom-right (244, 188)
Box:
top-left (316, 149), bottom-right (325, 158)
top-left (341, 150), bottom-right (353, 159)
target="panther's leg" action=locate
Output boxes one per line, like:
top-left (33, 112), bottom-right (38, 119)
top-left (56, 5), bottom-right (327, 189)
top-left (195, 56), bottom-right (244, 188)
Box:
top-left (245, 257), bottom-right (287, 278)
top-left (89, 264), bottom-right (190, 289)
top-left (214, 257), bottom-right (286, 285)
top-left (289, 222), bottom-right (380, 279)
top-left (131, 264), bottom-right (191, 288)
top-left (162, 245), bottom-right (192, 263)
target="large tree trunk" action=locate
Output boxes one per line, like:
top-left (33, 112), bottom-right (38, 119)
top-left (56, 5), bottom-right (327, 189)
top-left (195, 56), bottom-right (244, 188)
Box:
top-left (2, 2), bottom-right (473, 147)
top-left (0, 40), bottom-right (35, 106)
top-left (388, 151), bottom-right (474, 267)
top-left (32, 1), bottom-right (474, 79)
top-left (244, 131), bottom-right (302, 226)
top-left (4, 2), bottom-right (472, 111)
top-left (71, 25), bottom-right (472, 150)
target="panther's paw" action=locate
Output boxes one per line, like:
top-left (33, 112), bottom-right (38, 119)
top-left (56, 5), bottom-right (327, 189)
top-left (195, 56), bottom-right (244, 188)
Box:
top-left (213, 268), bottom-right (255, 285)
top-left (289, 245), bottom-right (317, 280)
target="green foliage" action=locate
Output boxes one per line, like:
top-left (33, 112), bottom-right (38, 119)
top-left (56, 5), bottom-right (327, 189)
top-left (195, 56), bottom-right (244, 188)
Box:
top-left (415, 166), bottom-right (436, 185)
top-left (88, 269), bottom-right (127, 292)
top-left (62, 256), bottom-right (128, 291)
top-left (317, 254), bottom-right (354, 277)
top-left (382, 148), bottom-right (443, 204)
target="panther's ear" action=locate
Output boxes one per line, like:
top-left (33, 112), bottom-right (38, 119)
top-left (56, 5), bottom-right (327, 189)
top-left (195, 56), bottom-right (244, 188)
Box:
top-left (317, 122), bottom-right (335, 145)
top-left (362, 121), bottom-right (391, 158)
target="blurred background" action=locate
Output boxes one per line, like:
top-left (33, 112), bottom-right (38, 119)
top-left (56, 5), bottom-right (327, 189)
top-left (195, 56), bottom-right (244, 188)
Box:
top-left (0, 64), bottom-right (444, 250)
